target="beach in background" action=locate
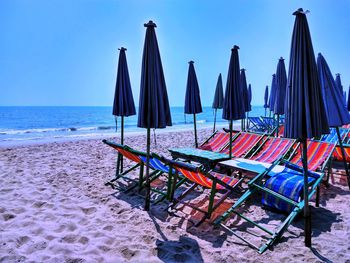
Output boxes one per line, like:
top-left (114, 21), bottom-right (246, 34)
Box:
top-left (0, 106), bottom-right (266, 147)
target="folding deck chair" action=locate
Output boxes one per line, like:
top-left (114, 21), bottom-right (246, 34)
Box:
top-left (247, 137), bottom-right (295, 164)
top-left (103, 140), bottom-right (175, 202)
top-left (199, 130), bottom-right (234, 152)
top-left (214, 159), bottom-right (324, 253)
top-left (319, 127), bottom-right (348, 144)
top-left (220, 132), bottom-right (265, 158)
top-left (162, 157), bottom-right (243, 226)
top-left (247, 117), bottom-right (269, 132)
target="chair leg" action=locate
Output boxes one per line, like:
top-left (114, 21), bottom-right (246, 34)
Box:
top-left (315, 186), bottom-right (320, 207)
top-left (207, 181), bottom-right (217, 219)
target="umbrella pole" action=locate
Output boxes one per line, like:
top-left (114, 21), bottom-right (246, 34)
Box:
top-left (301, 138), bottom-right (311, 247)
top-left (246, 112), bottom-right (249, 131)
top-left (229, 120), bottom-right (233, 159)
top-left (194, 113), bottom-right (198, 148)
top-left (276, 114), bottom-right (279, 137)
top-left (145, 126), bottom-right (151, 211)
top-left (213, 109), bottom-right (217, 133)
top-left (120, 116), bottom-right (124, 173)
top-left (265, 108), bottom-right (267, 117)
top-left (335, 127), bottom-right (350, 189)
top-left (115, 116), bottom-right (121, 177)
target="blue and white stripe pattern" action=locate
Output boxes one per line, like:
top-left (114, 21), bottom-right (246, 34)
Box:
top-left (140, 156), bottom-right (174, 174)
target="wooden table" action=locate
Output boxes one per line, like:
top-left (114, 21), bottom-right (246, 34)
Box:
top-left (168, 148), bottom-right (230, 169)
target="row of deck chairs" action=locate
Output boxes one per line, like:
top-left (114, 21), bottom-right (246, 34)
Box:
top-left (247, 116), bottom-right (285, 135)
top-left (103, 127), bottom-right (339, 253)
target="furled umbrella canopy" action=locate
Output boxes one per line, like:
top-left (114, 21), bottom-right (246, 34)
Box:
top-left (240, 69), bottom-right (249, 112)
top-left (273, 57), bottom-right (287, 115)
top-left (112, 47), bottom-right (136, 175)
top-left (335, 74), bottom-right (343, 95)
top-left (222, 45), bottom-right (245, 158)
top-left (317, 54), bottom-right (350, 126)
top-left (348, 86), bottom-right (350, 111)
top-left (264, 86), bottom-right (269, 117)
top-left (284, 8), bottom-right (329, 247)
top-left (138, 20), bottom-right (172, 210)
top-left (317, 52), bottom-right (350, 188)
top-left (268, 74), bottom-right (277, 113)
top-left (184, 61), bottom-right (202, 147)
top-left (248, 84), bottom-right (252, 112)
top-left (212, 73), bottom-right (224, 132)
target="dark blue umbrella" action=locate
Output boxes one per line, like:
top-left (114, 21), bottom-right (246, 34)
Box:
top-left (185, 61), bottom-right (202, 148)
top-left (348, 86), bottom-right (350, 111)
top-left (112, 47), bottom-right (136, 175)
top-left (268, 74), bottom-right (277, 117)
top-left (240, 69), bottom-right (248, 131)
top-left (335, 73), bottom-right (343, 94)
top-left (138, 20), bottom-right (172, 210)
top-left (317, 52), bottom-right (350, 188)
top-left (212, 73), bottom-right (224, 132)
top-left (246, 84), bottom-right (252, 130)
top-left (274, 57), bottom-right (287, 136)
top-left (264, 85), bottom-right (269, 117)
top-left (344, 91), bottom-right (347, 107)
top-left (222, 45), bottom-right (245, 158)
top-left (284, 8), bottom-right (329, 247)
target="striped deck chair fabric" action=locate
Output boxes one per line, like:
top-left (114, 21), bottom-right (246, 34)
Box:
top-left (221, 132), bottom-right (263, 157)
top-left (333, 146), bottom-right (350, 162)
top-left (277, 125), bottom-right (285, 137)
top-left (140, 156), bottom-right (174, 174)
top-left (319, 127), bottom-right (347, 144)
top-left (262, 164), bottom-right (320, 213)
top-left (249, 137), bottom-right (294, 163)
top-left (289, 140), bottom-right (334, 171)
top-left (107, 144), bottom-right (142, 163)
top-left (248, 117), bottom-right (268, 131)
top-left (174, 165), bottom-right (239, 190)
top-left (199, 131), bottom-right (231, 152)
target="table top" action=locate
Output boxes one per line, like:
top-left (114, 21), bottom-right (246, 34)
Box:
top-left (169, 147), bottom-right (229, 161)
top-left (219, 158), bottom-right (286, 175)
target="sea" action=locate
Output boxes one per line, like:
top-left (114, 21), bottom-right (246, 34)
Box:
top-left (0, 106), bottom-right (267, 147)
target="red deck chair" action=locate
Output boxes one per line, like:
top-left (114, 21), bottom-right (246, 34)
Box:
top-left (248, 137), bottom-right (295, 163)
top-left (333, 146), bottom-right (350, 162)
top-left (278, 125), bottom-right (285, 137)
top-left (199, 131), bottom-right (234, 152)
top-left (220, 132), bottom-right (265, 158)
top-left (288, 140), bottom-right (335, 172)
top-left (164, 158), bottom-right (243, 226)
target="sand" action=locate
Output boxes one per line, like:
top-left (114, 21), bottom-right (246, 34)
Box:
top-left (0, 128), bottom-right (349, 262)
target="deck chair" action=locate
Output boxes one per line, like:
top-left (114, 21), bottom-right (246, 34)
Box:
top-left (319, 127), bottom-right (348, 144)
top-left (199, 130), bottom-right (234, 152)
top-left (247, 117), bottom-right (269, 132)
top-left (261, 117), bottom-right (275, 129)
top-left (247, 137), bottom-right (295, 164)
top-left (288, 140), bottom-right (335, 172)
top-left (220, 132), bottom-right (265, 158)
top-left (214, 159), bottom-right (324, 253)
top-left (162, 157), bottom-right (243, 226)
top-left (103, 140), bottom-right (171, 199)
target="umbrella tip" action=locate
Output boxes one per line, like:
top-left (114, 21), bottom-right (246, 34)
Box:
top-left (144, 20), bottom-right (157, 27)
top-left (241, 68), bottom-right (246, 72)
top-left (232, 45), bottom-right (240, 50)
top-left (293, 8), bottom-right (310, 15)
top-left (118, 47), bottom-right (127, 51)
top-left (279, 57), bottom-right (284, 60)
top-left (188, 60), bottom-right (194, 64)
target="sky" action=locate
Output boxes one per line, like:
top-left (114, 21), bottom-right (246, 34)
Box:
top-left (0, 0), bottom-right (349, 107)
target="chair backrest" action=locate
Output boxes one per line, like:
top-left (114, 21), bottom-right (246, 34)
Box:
top-left (220, 132), bottom-right (264, 157)
top-left (199, 131), bottom-right (232, 152)
top-left (289, 140), bottom-right (335, 171)
top-left (278, 125), bottom-right (285, 137)
top-left (248, 117), bottom-right (267, 129)
top-left (140, 154), bottom-right (171, 174)
top-left (103, 140), bottom-right (142, 163)
top-left (320, 128), bottom-right (348, 144)
top-left (249, 137), bottom-right (295, 163)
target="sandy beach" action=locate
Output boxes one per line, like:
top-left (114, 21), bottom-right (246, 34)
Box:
top-left (0, 128), bottom-right (349, 262)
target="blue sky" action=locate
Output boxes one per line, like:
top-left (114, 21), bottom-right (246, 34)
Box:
top-left (0, 0), bottom-right (349, 106)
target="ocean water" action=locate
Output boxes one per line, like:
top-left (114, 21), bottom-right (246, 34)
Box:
top-left (0, 106), bottom-right (267, 146)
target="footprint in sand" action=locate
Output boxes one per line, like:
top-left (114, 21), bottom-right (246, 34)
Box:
top-left (78, 236), bottom-right (89, 245)
top-left (61, 234), bottom-right (78, 243)
top-left (80, 207), bottom-right (97, 215)
top-left (2, 213), bottom-right (16, 221)
top-left (16, 236), bottom-right (30, 248)
top-left (102, 225), bottom-right (113, 231)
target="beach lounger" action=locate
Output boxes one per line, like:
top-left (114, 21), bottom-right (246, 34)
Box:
top-left (247, 137), bottom-right (295, 164)
top-left (220, 132), bottom-right (265, 158)
top-left (161, 157), bottom-right (243, 226)
top-left (319, 127), bottom-right (348, 144)
top-left (199, 130), bottom-right (234, 152)
top-left (247, 117), bottom-right (269, 132)
top-left (214, 160), bottom-right (324, 253)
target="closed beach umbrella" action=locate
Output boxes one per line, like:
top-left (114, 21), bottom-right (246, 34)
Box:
top-left (274, 57), bottom-right (287, 136)
top-left (212, 73), bottom-right (224, 132)
top-left (246, 84), bottom-right (252, 130)
top-left (264, 86), bottom-right (269, 117)
top-left (317, 52), bottom-right (350, 188)
top-left (284, 8), bottom-right (329, 247)
top-left (268, 74), bottom-right (277, 117)
top-left (222, 45), bottom-right (245, 158)
top-left (240, 69), bottom-right (248, 131)
top-left (138, 20), bottom-right (172, 211)
top-left (185, 61), bottom-right (202, 148)
top-left (113, 47), bottom-right (136, 174)
top-left (335, 74), bottom-right (343, 94)
top-left (348, 86), bottom-right (350, 111)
